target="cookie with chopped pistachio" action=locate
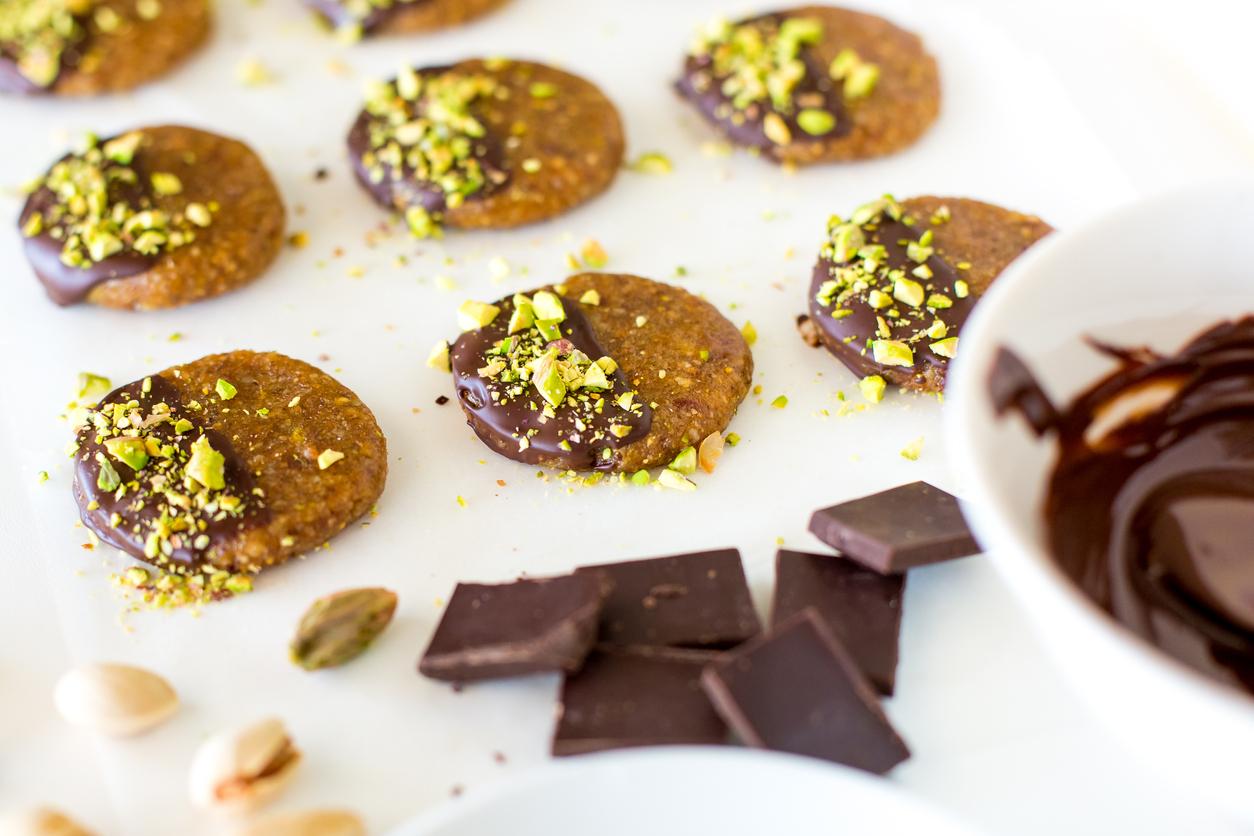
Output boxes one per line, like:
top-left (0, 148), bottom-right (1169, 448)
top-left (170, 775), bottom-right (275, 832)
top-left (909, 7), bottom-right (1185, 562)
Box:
top-left (348, 58), bottom-right (624, 238)
top-left (1, 0), bottom-right (209, 96)
top-left (446, 273), bottom-right (752, 472)
top-left (18, 125), bottom-right (285, 309)
top-left (676, 6), bottom-right (938, 164)
top-left (72, 351), bottom-right (388, 576)
top-left (306, 0), bottom-right (508, 41)
top-left (805, 195), bottom-right (1052, 393)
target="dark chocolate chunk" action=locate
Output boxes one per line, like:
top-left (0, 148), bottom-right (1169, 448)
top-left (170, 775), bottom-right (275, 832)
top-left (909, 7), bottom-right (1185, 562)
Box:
top-left (701, 609), bottom-right (910, 773)
top-left (808, 482), bottom-right (979, 573)
top-left (989, 346), bottom-right (1059, 436)
top-left (552, 646), bottom-right (727, 756)
top-left (771, 550), bottom-right (904, 695)
top-left (419, 574), bottom-right (605, 682)
top-left (575, 549), bottom-right (761, 649)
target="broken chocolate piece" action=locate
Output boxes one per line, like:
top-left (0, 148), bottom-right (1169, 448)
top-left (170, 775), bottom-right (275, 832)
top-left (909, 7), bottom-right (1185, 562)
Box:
top-left (575, 549), bottom-right (761, 649)
top-left (553, 646), bottom-right (726, 756)
top-left (808, 482), bottom-right (979, 573)
top-left (989, 346), bottom-right (1059, 436)
top-left (419, 574), bottom-right (605, 682)
top-left (771, 550), bottom-right (904, 695)
top-left (701, 609), bottom-right (910, 773)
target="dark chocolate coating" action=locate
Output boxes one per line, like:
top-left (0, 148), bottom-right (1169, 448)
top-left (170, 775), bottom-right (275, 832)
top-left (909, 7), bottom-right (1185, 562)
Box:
top-left (575, 549), bottom-right (761, 649)
top-left (450, 293), bottom-right (653, 471)
top-left (988, 346), bottom-right (1059, 436)
top-left (73, 375), bottom-right (266, 568)
top-left (808, 481), bottom-right (980, 574)
top-left (702, 609), bottom-right (910, 773)
top-left (419, 574), bottom-right (605, 682)
top-left (553, 646), bottom-right (727, 756)
top-left (674, 13), bottom-right (850, 156)
top-left (304, 0), bottom-right (410, 33)
top-left (1043, 316), bottom-right (1254, 694)
top-left (771, 549), bottom-right (904, 695)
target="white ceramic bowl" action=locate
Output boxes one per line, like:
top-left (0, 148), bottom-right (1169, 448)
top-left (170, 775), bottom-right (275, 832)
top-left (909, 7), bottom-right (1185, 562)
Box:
top-left (945, 180), bottom-right (1254, 822)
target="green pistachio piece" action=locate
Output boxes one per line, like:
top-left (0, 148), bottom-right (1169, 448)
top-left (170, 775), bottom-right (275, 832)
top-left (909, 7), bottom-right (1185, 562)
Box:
top-left (669, 446), bottom-right (697, 475)
top-left (508, 300), bottom-right (536, 335)
top-left (185, 203), bottom-right (212, 227)
top-left (426, 340), bottom-right (451, 372)
top-left (214, 378), bottom-right (237, 400)
top-left (173, 418), bottom-right (194, 435)
top-left (630, 470), bottom-right (651, 486)
top-left (930, 337), bottom-right (959, 358)
top-left (531, 290), bottom-right (566, 322)
top-left (104, 437), bottom-right (149, 471)
top-left (797, 108), bottom-right (836, 136)
top-left (926, 293), bottom-right (953, 309)
top-left (76, 372), bottom-right (112, 401)
top-left (843, 63), bottom-right (880, 99)
top-left (763, 113), bottom-right (792, 146)
top-left (290, 587), bottom-right (398, 671)
top-left (628, 152), bottom-right (673, 174)
top-left (150, 172), bottom-right (183, 196)
top-left (317, 449), bottom-right (345, 470)
top-left (829, 48), bottom-right (860, 80)
top-left (871, 339), bottom-right (914, 367)
top-left (829, 223), bottom-right (865, 263)
top-left (615, 391), bottom-right (634, 410)
top-left (859, 375), bottom-right (886, 403)
top-left (95, 454), bottom-right (121, 492)
top-left (954, 280), bottom-right (970, 298)
top-left (186, 435), bottom-right (226, 490)
top-left (596, 356), bottom-right (618, 374)
top-left (21, 212), bottom-right (43, 237)
top-left (609, 423), bottom-right (633, 438)
top-left (529, 81), bottom-right (558, 98)
top-left (535, 319), bottom-right (562, 342)
top-left (893, 278), bottom-right (925, 308)
top-left (533, 353), bottom-right (567, 407)
top-left (579, 289), bottom-right (601, 306)
top-left (457, 300), bottom-right (501, 331)
top-left (867, 289), bottom-right (892, 309)
top-left (657, 469), bottom-right (697, 492)
top-left (405, 206), bottom-right (442, 239)
top-left (927, 320), bottom-right (949, 340)
top-left (581, 363), bottom-right (610, 390)
top-left (103, 132), bottom-right (143, 164)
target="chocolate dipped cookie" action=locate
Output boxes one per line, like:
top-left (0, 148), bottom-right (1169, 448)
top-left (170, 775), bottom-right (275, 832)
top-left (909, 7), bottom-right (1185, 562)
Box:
top-left (1, 0), bottom-right (209, 96)
top-left (18, 126), bottom-right (285, 310)
top-left (72, 351), bottom-right (387, 576)
top-left (805, 195), bottom-right (1051, 393)
top-left (307, 0), bottom-right (508, 41)
top-left (441, 273), bottom-right (753, 472)
top-left (676, 6), bottom-right (939, 164)
top-left (348, 59), bottom-right (624, 238)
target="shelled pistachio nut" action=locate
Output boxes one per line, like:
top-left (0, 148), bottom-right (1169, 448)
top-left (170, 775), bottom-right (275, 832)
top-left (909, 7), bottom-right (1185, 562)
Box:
top-left (188, 718), bottom-right (301, 814)
top-left (52, 662), bottom-right (178, 736)
top-left (290, 587), bottom-right (398, 671)
top-left (230, 809), bottom-right (366, 836)
top-left (0, 807), bottom-right (96, 836)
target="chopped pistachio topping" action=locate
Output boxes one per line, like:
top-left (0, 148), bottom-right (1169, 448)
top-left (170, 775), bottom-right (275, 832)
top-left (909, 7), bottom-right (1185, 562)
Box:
top-left (579, 289), bottom-right (601, 306)
top-left (0, 0), bottom-right (97, 88)
top-left (426, 339), bottom-right (451, 372)
top-left (829, 48), bottom-right (880, 99)
top-left (458, 300), bottom-right (501, 331)
top-left (186, 435), bottom-right (226, 490)
top-left (900, 436), bottom-right (924, 461)
top-left (872, 340), bottom-right (914, 367)
top-left (690, 15), bottom-right (821, 113)
top-left (317, 449), bottom-right (345, 470)
top-left (656, 468), bottom-right (697, 492)
top-left (628, 151), bottom-right (673, 174)
top-left (771, 395), bottom-right (789, 409)
top-left (797, 108), bottom-right (836, 136)
top-left (741, 321), bottom-right (758, 345)
top-left (859, 375), bottom-right (886, 403)
top-left (24, 131), bottom-right (209, 269)
top-left (669, 446), bottom-right (697, 475)
top-left (930, 337), bottom-right (959, 358)
top-left (360, 67), bottom-right (502, 239)
top-left (214, 378), bottom-right (237, 400)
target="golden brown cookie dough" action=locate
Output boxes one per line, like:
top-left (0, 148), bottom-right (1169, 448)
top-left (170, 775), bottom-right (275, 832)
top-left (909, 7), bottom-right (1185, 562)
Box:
top-left (19, 125), bottom-right (285, 310)
top-left (348, 59), bottom-right (624, 237)
top-left (307, 0), bottom-right (509, 39)
top-left (1, 0), bottom-right (210, 96)
top-left (445, 273), bottom-right (753, 473)
top-left (73, 351), bottom-right (388, 576)
top-left (806, 195), bottom-right (1052, 393)
top-left (676, 6), bottom-right (939, 165)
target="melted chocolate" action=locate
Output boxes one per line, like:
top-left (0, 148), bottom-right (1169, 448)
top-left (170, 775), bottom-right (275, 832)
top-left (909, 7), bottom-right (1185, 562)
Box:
top-left (74, 375), bottom-right (265, 569)
top-left (450, 294), bottom-right (653, 471)
top-left (0, 24), bottom-right (87, 94)
top-left (346, 66), bottom-right (509, 215)
top-left (675, 14), bottom-right (851, 154)
top-left (807, 217), bottom-right (973, 379)
top-left (1038, 317), bottom-right (1254, 694)
top-left (304, 0), bottom-right (427, 34)
top-left (989, 347), bottom-right (1059, 436)
top-left (18, 147), bottom-right (159, 306)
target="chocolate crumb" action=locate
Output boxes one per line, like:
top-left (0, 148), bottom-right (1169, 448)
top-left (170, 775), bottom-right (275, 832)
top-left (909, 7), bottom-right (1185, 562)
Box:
top-left (796, 314), bottom-right (822, 348)
top-left (436, 395), bottom-right (450, 405)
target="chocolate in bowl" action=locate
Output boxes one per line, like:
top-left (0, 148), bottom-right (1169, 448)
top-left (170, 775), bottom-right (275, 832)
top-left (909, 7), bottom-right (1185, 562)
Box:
top-left (996, 317), bottom-right (1254, 695)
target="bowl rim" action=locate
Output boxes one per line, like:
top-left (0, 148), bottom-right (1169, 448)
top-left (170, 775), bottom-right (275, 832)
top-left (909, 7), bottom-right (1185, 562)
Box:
top-left (944, 179), bottom-right (1254, 717)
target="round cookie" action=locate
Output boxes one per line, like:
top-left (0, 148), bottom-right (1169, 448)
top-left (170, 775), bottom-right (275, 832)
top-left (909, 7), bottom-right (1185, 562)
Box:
top-left (348, 59), bottom-right (624, 238)
top-left (19, 125), bottom-right (285, 310)
top-left (805, 195), bottom-right (1052, 393)
top-left (72, 351), bottom-right (388, 575)
top-left (675, 6), bottom-right (939, 165)
top-left (306, 0), bottom-right (509, 40)
top-left (446, 273), bottom-right (753, 472)
top-left (1, 0), bottom-right (210, 96)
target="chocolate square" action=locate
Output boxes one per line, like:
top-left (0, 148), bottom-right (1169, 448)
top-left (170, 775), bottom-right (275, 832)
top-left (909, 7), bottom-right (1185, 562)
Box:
top-left (808, 481), bottom-right (979, 573)
top-left (575, 548), bottom-right (761, 648)
top-left (771, 550), bottom-right (905, 695)
top-left (419, 573), bottom-right (605, 682)
top-left (701, 609), bottom-right (910, 774)
top-left (552, 647), bottom-right (727, 756)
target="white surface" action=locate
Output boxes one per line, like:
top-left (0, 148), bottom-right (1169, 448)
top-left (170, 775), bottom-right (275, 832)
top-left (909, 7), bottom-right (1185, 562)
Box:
top-left (399, 748), bottom-right (976, 835)
top-left (0, 1), bottom-right (1250, 835)
top-left (946, 180), bottom-right (1254, 823)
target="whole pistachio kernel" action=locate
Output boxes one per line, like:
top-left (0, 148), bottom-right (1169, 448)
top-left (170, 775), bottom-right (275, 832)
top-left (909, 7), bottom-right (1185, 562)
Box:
top-left (871, 339), bottom-right (914, 367)
top-left (797, 108), bottom-right (836, 136)
top-left (186, 435), bottom-right (226, 490)
top-left (457, 300), bottom-right (502, 331)
top-left (290, 587), bottom-right (398, 671)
